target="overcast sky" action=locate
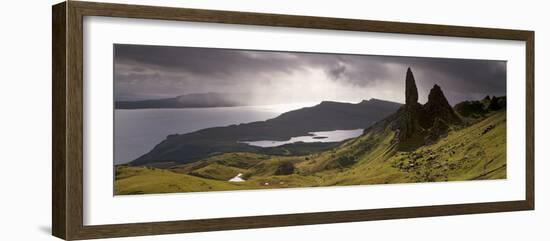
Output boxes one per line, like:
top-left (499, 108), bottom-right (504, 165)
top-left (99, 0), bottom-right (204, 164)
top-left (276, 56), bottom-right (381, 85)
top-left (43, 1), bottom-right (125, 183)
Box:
top-left (114, 44), bottom-right (506, 105)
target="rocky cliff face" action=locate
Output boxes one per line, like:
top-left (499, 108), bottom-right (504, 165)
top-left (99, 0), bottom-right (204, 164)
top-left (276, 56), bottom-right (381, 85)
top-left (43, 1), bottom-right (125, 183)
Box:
top-left (405, 68), bottom-right (418, 105)
top-left (423, 84), bottom-right (462, 128)
top-left (400, 68), bottom-right (424, 140)
top-left (397, 68), bottom-right (463, 150)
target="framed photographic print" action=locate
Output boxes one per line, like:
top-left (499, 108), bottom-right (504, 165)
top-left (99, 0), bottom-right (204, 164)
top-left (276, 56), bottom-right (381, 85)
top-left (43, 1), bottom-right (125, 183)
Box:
top-left (52, 1), bottom-right (534, 240)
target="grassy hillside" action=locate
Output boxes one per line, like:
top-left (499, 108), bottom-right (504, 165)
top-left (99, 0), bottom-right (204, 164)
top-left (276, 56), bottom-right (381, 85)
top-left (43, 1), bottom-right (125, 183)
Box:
top-left (115, 110), bottom-right (506, 195)
top-left (115, 166), bottom-right (256, 195)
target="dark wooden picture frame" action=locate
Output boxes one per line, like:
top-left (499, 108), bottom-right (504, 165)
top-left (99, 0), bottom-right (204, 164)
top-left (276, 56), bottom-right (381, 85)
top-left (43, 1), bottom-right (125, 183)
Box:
top-left (52, 1), bottom-right (534, 240)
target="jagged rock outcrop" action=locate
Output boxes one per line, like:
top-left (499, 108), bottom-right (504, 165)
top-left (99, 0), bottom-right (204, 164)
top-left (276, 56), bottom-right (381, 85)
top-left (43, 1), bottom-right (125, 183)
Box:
top-left (453, 96), bottom-right (506, 119)
top-left (423, 84), bottom-right (462, 127)
top-left (397, 67), bottom-right (463, 150)
top-left (400, 68), bottom-right (424, 140)
top-left (405, 68), bottom-right (418, 105)
top-left (454, 100), bottom-right (488, 118)
top-left (488, 96), bottom-right (506, 111)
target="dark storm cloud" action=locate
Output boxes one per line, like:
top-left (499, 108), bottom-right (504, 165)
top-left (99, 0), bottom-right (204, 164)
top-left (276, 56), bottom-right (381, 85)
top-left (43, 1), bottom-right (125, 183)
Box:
top-left (115, 44), bottom-right (302, 77)
top-left (327, 62), bottom-right (347, 80)
top-left (317, 54), bottom-right (506, 92)
top-left (114, 44), bottom-right (506, 105)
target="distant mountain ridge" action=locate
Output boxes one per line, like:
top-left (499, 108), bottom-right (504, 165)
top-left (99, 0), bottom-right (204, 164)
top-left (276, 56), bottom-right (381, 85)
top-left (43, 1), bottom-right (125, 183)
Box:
top-left (129, 98), bottom-right (402, 166)
top-left (116, 92), bottom-right (251, 109)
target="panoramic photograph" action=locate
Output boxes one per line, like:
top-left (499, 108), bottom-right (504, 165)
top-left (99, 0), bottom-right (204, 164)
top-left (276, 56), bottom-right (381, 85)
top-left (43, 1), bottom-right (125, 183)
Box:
top-left (113, 44), bottom-right (507, 195)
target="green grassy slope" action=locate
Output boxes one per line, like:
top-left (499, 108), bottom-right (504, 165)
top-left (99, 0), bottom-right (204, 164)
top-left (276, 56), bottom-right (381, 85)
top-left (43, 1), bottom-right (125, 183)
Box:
top-left (114, 166), bottom-right (258, 195)
top-left (323, 110), bottom-right (506, 185)
top-left (115, 111), bottom-right (506, 195)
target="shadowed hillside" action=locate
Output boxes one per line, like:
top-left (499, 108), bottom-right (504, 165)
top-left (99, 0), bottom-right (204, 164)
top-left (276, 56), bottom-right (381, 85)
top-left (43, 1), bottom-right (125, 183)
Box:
top-left (129, 98), bottom-right (402, 166)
